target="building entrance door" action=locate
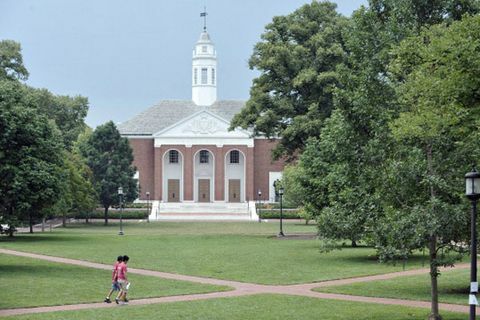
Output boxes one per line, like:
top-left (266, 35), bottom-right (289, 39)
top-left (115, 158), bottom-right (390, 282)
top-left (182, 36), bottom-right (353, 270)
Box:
top-left (168, 179), bottom-right (180, 202)
top-left (228, 179), bottom-right (241, 202)
top-left (198, 179), bottom-right (210, 202)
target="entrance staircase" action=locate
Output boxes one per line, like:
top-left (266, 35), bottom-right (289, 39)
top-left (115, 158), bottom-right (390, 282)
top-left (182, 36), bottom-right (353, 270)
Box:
top-left (148, 201), bottom-right (258, 221)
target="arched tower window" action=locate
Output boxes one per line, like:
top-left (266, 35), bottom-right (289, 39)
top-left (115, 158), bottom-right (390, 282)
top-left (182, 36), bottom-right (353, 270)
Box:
top-left (201, 68), bottom-right (208, 84)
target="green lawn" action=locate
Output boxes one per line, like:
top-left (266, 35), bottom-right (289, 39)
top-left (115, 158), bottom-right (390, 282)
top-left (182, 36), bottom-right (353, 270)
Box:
top-left (315, 268), bottom-right (470, 305)
top-left (0, 254), bottom-right (230, 309)
top-left (0, 221), bottom-right (433, 285)
top-left (0, 294), bottom-right (466, 320)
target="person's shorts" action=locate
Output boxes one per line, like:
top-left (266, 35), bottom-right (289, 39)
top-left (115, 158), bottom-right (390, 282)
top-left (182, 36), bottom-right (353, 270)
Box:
top-left (111, 281), bottom-right (121, 291)
top-left (118, 279), bottom-right (128, 292)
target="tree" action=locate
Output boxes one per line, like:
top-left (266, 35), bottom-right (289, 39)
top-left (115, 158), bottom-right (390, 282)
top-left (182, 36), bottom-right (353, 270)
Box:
top-left (299, 110), bottom-right (378, 247)
top-left (0, 80), bottom-right (64, 233)
top-left (0, 39), bottom-right (93, 233)
top-left (81, 121), bottom-right (137, 225)
top-left (0, 40), bottom-right (29, 81)
top-left (25, 88), bottom-right (89, 150)
top-left (230, 1), bottom-right (347, 159)
top-left (380, 15), bottom-right (480, 319)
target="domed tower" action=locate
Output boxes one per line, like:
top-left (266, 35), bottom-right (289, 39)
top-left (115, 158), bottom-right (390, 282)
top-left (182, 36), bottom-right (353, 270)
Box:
top-left (192, 29), bottom-right (217, 106)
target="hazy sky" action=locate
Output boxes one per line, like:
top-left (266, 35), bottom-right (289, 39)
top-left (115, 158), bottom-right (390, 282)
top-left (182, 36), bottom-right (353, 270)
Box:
top-left (0, 0), bottom-right (367, 128)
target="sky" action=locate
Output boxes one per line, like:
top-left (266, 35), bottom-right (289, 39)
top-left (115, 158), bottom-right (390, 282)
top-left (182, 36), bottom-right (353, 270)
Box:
top-left (0, 0), bottom-right (367, 128)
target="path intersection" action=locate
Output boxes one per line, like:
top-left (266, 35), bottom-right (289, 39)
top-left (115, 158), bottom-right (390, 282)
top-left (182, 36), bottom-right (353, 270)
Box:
top-left (0, 248), bottom-right (477, 317)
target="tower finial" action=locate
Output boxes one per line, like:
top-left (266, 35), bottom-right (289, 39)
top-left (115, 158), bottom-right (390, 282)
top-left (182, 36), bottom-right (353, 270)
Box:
top-left (200, 7), bottom-right (207, 31)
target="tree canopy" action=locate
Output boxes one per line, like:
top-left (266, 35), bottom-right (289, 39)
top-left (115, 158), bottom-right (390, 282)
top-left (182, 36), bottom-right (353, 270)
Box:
top-left (230, 1), bottom-right (347, 159)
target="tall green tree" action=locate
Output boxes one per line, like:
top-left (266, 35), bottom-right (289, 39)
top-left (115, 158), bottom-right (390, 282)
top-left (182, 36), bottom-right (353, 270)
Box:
top-left (81, 121), bottom-right (137, 225)
top-left (381, 15), bottom-right (480, 320)
top-left (0, 80), bottom-right (64, 233)
top-left (230, 1), bottom-right (347, 159)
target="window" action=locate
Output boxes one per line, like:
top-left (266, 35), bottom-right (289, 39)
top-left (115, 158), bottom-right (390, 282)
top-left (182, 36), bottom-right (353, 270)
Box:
top-left (211, 68), bottom-right (215, 85)
top-left (200, 150), bottom-right (209, 164)
top-left (194, 68), bottom-right (198, 85)
top-left (169, 150), bottom-right (179, 164)
top-left (202, 45), bottom-right (207, 53)
top-left (201, 68), bottom-right (208, 84)
top-left (230, 150), bottom-right (239, 164)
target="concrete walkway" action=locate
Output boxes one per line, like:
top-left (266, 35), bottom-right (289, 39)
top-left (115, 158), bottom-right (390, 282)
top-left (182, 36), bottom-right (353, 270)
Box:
top-left (0, 248), bottom-right (476, 317)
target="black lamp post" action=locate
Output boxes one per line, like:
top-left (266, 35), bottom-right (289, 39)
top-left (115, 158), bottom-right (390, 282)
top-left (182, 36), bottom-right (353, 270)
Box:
top-left (278, 187), bottom-right (285, 237)
top-left (466, 167), bottom-right (480, 320)
top-left (257, 189), bottom-right (262, 221)
top-left (118, 187), bottom-right (124, 235)
top-left (146, 191), bottom-right (150, 223)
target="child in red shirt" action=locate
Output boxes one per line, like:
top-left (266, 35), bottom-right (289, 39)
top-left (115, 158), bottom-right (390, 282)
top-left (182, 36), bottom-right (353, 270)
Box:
top-left (115, 255), bottom-right (129, 304)
top-left (104, 256), bottom-right (123, 303)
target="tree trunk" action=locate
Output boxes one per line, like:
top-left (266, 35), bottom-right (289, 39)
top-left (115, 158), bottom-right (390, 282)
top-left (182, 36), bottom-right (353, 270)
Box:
top-left (426, 144), bottom-right (442, 320)
top-left (104, 207), bottom-right (109, 225)
top-left (351, 240), bottom-right (357, 247)
top-left (29, 212), bottom-right (33, 233)
top-left (428, 236), bottom-right (442, 320)
top-left (62, 212), bottom-right (66, 227)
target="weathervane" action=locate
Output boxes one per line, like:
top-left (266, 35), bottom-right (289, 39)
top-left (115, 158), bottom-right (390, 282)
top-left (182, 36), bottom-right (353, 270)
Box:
top-left (200, 7), bottom-right (207, 31)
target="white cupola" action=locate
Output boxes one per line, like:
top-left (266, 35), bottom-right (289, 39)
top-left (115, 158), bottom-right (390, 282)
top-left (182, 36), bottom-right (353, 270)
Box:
top-left (192, 30), bottom-right (217, 106)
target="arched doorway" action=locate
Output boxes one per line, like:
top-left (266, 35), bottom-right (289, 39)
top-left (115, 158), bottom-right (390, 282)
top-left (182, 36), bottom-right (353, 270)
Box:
top-left (224, 149), bottom-right (245, 202)
top-left (162, 149), bottom-right (183, 202)
top-left (193, 149), bottom-right (215, 202)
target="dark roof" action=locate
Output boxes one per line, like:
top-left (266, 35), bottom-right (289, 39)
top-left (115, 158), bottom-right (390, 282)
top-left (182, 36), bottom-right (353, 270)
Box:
top-left (118, 100), bottom-right (245, 135)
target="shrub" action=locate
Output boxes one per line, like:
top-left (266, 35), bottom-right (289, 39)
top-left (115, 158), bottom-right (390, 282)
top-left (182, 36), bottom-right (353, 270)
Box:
top-left (258, 210), bottom-right (301, 219)
top-left (69, 210), bottom-right (147, 220)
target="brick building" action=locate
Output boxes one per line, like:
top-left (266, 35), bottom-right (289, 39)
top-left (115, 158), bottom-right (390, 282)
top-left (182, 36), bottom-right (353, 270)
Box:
top-left (118, 29), bottom-right (285, 219)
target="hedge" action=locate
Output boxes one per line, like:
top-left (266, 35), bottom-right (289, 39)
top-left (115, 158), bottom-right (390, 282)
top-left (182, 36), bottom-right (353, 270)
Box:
top-left (258, 210), bottom-right (301, 219)
top-left (69, 210), bottom-right (148, 220)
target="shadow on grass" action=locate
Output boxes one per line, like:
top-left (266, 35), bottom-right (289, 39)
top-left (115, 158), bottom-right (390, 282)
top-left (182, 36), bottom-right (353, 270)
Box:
top-left (444, 287), bottom-right (469, 295)
top-left (0, 264), bottom-right (87, 275)
top-left (0, 234), bottom-right (84, 243)
top-left (340, 251), bottom-right (431, 267)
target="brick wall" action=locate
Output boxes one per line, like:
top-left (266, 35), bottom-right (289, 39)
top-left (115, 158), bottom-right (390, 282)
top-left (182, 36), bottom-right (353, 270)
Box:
top-left (128, 139), bottom-right (154, 200)
top-left (253, 139), bottom-right (286, 202)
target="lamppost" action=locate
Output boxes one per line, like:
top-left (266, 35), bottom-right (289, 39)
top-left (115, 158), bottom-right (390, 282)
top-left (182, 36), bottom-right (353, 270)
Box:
top-left (258, 189), bottom-right (262, 222)
top-left (118, 187), bottom-right (124, 235)
top-left (146, 191), bottom-right (150, 223)
top-left (466, 168), bottom-right (480, 320)
top-left (278, 187), bottom-right (285, 237)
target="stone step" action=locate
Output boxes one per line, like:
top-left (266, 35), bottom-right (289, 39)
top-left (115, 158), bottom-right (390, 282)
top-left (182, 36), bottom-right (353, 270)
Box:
top-left (148, 201), bottom-right (258, 221)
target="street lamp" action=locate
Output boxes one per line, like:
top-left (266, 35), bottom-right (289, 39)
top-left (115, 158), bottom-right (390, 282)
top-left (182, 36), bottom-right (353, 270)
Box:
top-left (278, 187), bottom-right (285, 237)
top-left (257, 189), bottom-right (262, 221)
top-left (118, 187), bottom-right (124, 235)
top-left (466, 167), bottom-right (480, 320)
top-left (146, 191), bottom-right (150, 223)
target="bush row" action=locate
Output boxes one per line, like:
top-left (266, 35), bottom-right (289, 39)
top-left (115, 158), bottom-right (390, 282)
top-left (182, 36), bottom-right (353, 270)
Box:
top-left (258, 210), bottom-right (301, 219)
top-left (69, 210), bottom-right (148, 220)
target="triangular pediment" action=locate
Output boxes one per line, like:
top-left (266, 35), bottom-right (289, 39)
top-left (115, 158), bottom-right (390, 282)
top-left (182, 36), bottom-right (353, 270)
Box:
top-left (153, 110), bottom-right (250, 138)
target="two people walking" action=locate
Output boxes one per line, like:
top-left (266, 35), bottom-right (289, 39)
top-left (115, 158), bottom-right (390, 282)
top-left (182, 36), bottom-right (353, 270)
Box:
top-left (104, 255), bottom-right (130, 304)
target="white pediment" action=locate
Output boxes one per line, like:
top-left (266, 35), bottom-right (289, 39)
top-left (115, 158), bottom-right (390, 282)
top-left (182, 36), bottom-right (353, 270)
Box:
top-left (153, 110), bottom-right (250, 139)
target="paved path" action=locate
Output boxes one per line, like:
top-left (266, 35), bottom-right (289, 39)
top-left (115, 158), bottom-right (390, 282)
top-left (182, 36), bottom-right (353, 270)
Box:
top-left (0, 248), bottom-right (476, 317)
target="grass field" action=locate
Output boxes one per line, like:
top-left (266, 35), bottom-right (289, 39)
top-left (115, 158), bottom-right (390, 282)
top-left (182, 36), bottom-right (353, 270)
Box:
top-left (0, 254), bottom-right (230, 309)
top-left (315, 267), bottom-right (470, 305)
top-left (0, 294), bottom-right (466, 320)
top-left (0, 221), bottom-right (434, 285)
